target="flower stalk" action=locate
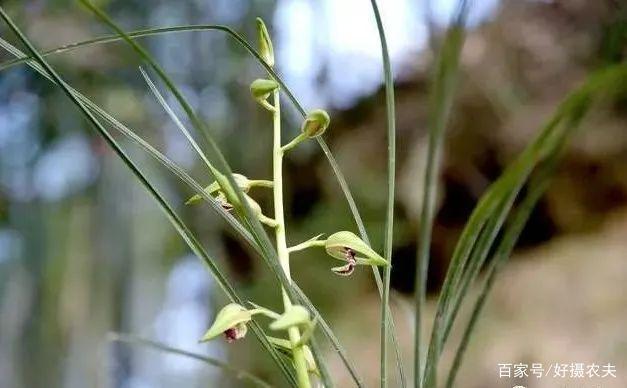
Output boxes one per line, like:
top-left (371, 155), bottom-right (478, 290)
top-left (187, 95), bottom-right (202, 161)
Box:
top-left (271, 82), bottom-right (312, 388)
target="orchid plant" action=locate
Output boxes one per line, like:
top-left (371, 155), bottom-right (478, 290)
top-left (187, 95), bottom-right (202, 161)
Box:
top-left (185, 19), bottom-right (388, 386)
top-left (0, 0), bottom-right (625, 387)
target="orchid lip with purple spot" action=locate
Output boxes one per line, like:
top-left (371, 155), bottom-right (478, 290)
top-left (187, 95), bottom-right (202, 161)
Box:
top-left (224, 327), bottom-right (238, 343)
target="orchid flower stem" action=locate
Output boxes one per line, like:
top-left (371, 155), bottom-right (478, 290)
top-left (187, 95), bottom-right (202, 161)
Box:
top-left (281, 132), bottom-right (307, 153)
top-left (287, 240), bottom-right (326, 254)
top-left (271, 88), bottom-right (312, 388)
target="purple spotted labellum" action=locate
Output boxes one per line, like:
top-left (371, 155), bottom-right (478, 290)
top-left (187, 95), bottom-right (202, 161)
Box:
top-left (331, 247), bottom-right (357, 276)
top-left (223, 323), bottom-right (248, 343)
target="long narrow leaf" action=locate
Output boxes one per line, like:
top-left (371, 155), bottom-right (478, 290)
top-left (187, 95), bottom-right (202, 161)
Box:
top-left (366, 1), bottom-right (403, 387)
top-left (414, 3), bottom-right (468, 385)
top-left (444, 89), bottom-right (594, 387)
top-left (422, 65), bottom-right (627, 388)
top-left (444, 155), bottom-right (559, 388)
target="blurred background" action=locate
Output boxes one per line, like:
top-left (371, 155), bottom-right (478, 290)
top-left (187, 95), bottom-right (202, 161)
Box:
top-left (0, 0), bottom-right (626, 387)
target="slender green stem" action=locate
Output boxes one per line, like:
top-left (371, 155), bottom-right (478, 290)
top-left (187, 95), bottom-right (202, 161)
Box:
top-left (271, 88), bottom-right (311, 388)
top-left (417, 4), bottom-right (468, 386)
top-left (281, 133), bottom-right (307, 153)
top-left (287, 240), bottom-right (326, 254)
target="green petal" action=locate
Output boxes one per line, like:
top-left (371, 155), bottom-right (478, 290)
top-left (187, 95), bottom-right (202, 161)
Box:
top-left (325, 231), bottom-right (387, 266)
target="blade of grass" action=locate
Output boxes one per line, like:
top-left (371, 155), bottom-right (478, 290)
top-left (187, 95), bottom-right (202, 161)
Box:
top-left (0, 9), bottom-right (296, 385)
top-left (109, 333), bottom-right (274, 388)
top-left (366, 1), bottom-right (402, 387)
top-left (414, 2), bottom-right (468, 385)
top-left (441, 178), bottom-right (530, 345)
top-left (440, 81), bottom-right (595, 347)
top-left (422, 65), bottom-right (627, 388)
top-left (444, 154), bottom-right (560, 388)
top-left (444, 90), bottom-right (592, 387)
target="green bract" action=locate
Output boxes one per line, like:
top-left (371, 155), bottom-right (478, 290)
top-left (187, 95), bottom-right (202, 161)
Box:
top-left (256, 17), bottom-right (274, 67)
top-left (270, 305), bottom-right (311, 331)
top-left (325, 231), bottom-right (388, 267)
top-left (301, 109), bottom-right (330, 138)
top-left (201, 303), bottom-right (256, 343)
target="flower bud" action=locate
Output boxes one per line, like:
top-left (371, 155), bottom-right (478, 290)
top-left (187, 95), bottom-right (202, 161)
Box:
top-left (325, 231), bottom-right (387, 276)
top-left (269, 305), bottom-right (310, 331)
top-left (201, 303), bottom-right (255, 343)
top-left (256, 17), bottom-right (275, 67)
top-left (250, 78), bottom-right (279, 101)
top-left (301, 109), bottom-right (330, 138)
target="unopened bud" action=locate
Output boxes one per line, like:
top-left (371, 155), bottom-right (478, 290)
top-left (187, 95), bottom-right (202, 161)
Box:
top-left (301, 109), bottom-right (330, 138)
top-left (256, 17), bottom-right (275, 67)
top-left (250, 78), bottom-right (279, 101)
